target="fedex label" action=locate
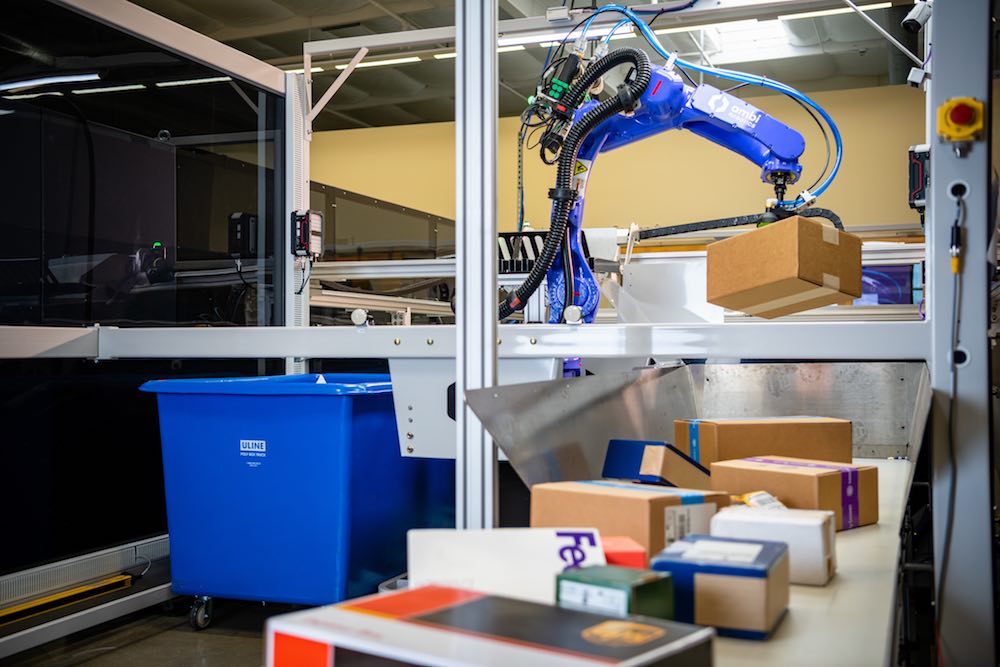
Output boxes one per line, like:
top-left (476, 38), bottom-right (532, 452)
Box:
top-left (555, 530), bottom-right (600, 571)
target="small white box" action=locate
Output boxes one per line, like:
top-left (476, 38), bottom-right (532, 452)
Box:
top-left (408, 528), bottom-right (606, 604)
top-left (709, 506), bottom-right (836, 585)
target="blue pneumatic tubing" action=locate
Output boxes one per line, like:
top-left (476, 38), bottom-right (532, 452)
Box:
top-left (579, 4), bottom-right (842, 207)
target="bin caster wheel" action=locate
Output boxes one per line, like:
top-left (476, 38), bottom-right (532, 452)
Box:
top-left (189, 597), bottom-right (213, 631)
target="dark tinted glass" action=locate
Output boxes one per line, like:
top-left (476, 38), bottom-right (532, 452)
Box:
top-left (0, 358), bottom-right (284, 575)
top-left (310, 183), bottom-right (455, 260)
top-left (0, 1), bottom-right (284, 326)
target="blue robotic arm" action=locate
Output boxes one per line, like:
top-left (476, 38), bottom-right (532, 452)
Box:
top-left (546, 65), bottom-right (807, 323)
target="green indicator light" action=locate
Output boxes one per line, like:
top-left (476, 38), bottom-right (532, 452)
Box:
top-left (152, 241), bottom-right (162, 248)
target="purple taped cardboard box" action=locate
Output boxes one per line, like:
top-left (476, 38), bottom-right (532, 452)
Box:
top-left (710, 456), bottom-right (878, 531)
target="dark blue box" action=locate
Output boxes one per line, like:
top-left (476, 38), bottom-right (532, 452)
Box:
top-left (651, 534), bottom-right (789, 639)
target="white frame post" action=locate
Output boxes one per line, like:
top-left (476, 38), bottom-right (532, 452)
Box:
top-left (926, 0), bottom-right (996, 663)
top-left (455, 0), bottom-right (499, 529)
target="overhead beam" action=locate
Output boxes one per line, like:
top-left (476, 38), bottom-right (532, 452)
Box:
top-left (304, 0), bottom-right (909, 55)
top-left (207, 0), bottom-right (434, 43)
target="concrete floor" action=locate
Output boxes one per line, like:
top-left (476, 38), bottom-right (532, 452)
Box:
top-left (2, 599), bottom-right (298, 667)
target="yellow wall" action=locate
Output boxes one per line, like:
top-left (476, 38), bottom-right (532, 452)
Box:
top-left (311, 84), bottom-right (925, 231)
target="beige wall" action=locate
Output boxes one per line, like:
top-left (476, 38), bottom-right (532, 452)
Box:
top-left (311, 84), bottom-right (925, 232)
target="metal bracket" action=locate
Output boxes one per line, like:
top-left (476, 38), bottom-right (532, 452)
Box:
top-left (302, 47), bottom-right (369, 137)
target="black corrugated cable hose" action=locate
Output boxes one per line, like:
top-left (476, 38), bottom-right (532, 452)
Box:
top-left (637, 207), bottom-right (845, 241)
top-left (500, 47), bottom-right (651, 320)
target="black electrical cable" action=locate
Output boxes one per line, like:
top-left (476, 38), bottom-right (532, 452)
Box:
top-left (500, 47), bottom-right (651, 320)
top-left (935, 197), bottom-right (965, 663)
top-left (782, 92), bottom-right (831, 195)
top-left (638, 206), bottom-right (844, 241)
top-left (295, 263), bottom-right (310, 295)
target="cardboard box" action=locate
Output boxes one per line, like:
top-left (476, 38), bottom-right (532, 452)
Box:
top-left (706, 215), bottom-right (862, 319)
top-left (531, 480), bottom-right (730, 558)
top-left (651, 535), bottom-right (789, 639)
top-left (710, 456), bottom-right (878, 530)
top-left (408, 528), bottom-right (605, 605)
top-left (557, 565), bottom-right (674, 620)
top-left (602, 536), bottom-right (648, 569)
top-left (674, 417), bottom-right (853, 467)
top-left (710, 506), bottom-right (837, 585)
top-left (267, 586), bottom-right (714, 667)
top-left (603, 439), bottom-right (710, 489)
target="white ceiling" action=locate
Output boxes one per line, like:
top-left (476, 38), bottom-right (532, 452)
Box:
top-left (130, 0), bottom-right (917, 130)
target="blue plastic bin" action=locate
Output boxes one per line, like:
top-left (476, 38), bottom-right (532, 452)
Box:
top-left (141, 373), bottom-right (454, 605)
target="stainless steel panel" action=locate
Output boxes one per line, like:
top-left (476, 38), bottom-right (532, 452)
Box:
top-left (468, 362), bottom-right (930, 487)
top-left (691, 362), bottom-right (931, 458)
top-left (388, 357), bottom-right (560, 459)
top-left (466, 366), bottom-right (697, 487)
top-left (0, 536), bottom-right (169, 607)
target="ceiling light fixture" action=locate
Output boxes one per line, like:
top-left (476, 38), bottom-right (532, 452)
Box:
top-left (72, 84), bottom-right (146, 95)
top-left (498, 23), bottom-right (622, 47)
top-left (3, 91), bottom-right (65, 100)
top-left (335, 56), bottom-right (421, 70)
top-left (434, 44), bottom-right (525, 60)
top-left (286, 66), bottom-right (325, 73)
top-left (654, 19), bottom-right (758, 35)
top-left (155, 76), bottom-right (232, 88)
top-left (0, 73), bottom-right (100, 93)
top-left (777, 2), bottom-right (892, 21)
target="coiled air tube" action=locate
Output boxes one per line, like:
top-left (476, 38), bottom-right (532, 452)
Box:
top-left (499, 47), bottom-right (651, 320)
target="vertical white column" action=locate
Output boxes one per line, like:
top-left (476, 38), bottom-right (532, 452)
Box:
top-left (455, 0), bottom-right (498, 528)
top-left (284, 73), bottom-right (309, 374)
top-left (926, 1), bottom-right (995, 663)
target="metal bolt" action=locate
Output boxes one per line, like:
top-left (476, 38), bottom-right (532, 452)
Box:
top-left (530, 337), bottom-right (537, 345)
top-left (406, 446), bottom-right (414, 454)
top-left (426, 338), bottom-right (434, 345)
top-left (406, 432), bottom-right (414, 439)
top-left (408, 417), bottom-right (413, 423)
top-left (497, 338), bottom-right (502, 345)
top-left (393, 338), bottom-right (401, 345)
top-left (408, 405), bottom-right (413, 411)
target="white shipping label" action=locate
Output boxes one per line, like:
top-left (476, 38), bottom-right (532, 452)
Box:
top-left (558, 581), bottom-right (628, 617)
top-left (681, 540), bottom-right (763, 564)
top-left (664, 503), bottom-right (717, 544)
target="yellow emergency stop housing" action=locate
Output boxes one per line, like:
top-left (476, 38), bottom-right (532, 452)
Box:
top-left (937, 97), bottom-right (985, 142)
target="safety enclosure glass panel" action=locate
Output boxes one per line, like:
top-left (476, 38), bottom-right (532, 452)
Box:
top-left (0, 1), bottom-right (284, 327)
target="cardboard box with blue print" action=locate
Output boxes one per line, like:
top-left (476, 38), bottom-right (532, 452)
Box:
top-left (674, 416), bottom-right (853, 469)
top-left (530, 480), bottom-right (730, 558)
top-left (651, 534), bottom-right (790, 640)
top-left (706, 215), bottom-right (862, 319)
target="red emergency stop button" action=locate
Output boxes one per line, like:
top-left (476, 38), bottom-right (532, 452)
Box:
top-left (949, 103), bottom-right (975, 126)
top-left (938, 97), bottom-right (984, 143)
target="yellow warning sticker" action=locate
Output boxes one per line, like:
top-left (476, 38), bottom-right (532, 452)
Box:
top-left (574, 161), bottom-right (588, 175)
